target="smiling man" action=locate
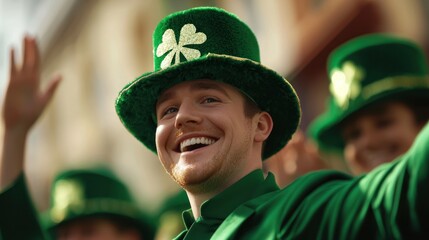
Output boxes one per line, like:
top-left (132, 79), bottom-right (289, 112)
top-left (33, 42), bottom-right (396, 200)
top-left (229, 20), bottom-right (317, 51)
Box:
top-left (155, 80), bottom-right (271, 215)
top-left (115, 7), bottom-right (429, 239)
top-left (0, 7), bottom-right (429, 240)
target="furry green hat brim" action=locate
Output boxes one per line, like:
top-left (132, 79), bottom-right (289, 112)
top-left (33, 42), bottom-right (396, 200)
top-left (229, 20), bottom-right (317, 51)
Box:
top-left (43, 168), bottom-right (155, 239)
top-left (115, 7), bottom-right (301, 159)
top-left (309, 34), bottom-right (429, 151)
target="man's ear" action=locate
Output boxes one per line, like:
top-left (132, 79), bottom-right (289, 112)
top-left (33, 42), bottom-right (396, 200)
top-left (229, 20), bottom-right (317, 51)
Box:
top-left (254, 112), bottom-right (273, 142)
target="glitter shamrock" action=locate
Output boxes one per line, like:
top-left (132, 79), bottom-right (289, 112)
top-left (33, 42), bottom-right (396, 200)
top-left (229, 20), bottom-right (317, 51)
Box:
top-left (156, 23), bottom-right (207, 69)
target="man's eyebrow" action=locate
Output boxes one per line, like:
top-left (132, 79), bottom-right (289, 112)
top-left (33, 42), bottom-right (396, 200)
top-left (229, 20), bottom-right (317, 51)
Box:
top-left (157, 91), bottom-right (174, 108)
top-left (157, 81), bottom-right (231, 106)
top-left (189, 81), bottom-right (230, 97)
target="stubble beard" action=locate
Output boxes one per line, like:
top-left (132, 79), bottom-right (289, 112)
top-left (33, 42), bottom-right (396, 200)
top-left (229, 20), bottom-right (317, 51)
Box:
top-left (172, 129), bottom-right (252, 195)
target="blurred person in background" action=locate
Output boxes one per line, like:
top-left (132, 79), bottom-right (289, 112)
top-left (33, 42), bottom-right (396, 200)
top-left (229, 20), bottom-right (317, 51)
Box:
top-left (309, 33), bottom-right (429, 176)
top-left (262, 130), bottom-right (328, 188)
top-left (154, 190), bottom-right (190, 240)
top-left (43, 167), bottom-right (155, 240)
top-left (0, 36), bottom-right (155, 240)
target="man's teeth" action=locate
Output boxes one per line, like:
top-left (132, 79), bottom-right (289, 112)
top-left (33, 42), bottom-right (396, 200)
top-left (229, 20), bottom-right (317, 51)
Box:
top-left (180, 137), bottom-right (215, 152)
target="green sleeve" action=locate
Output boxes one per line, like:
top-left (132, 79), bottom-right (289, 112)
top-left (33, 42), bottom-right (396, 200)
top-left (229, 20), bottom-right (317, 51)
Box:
top-left (272, 122), bottom-right (429, 239)
top-left (361, 121), bottom-right (429, 236)
top-left (399, 121), bottom-right (429, 232)
top-left (0, 173), bottom-right (48, 240)
top-left (314, 122), bottom-right (429, 238)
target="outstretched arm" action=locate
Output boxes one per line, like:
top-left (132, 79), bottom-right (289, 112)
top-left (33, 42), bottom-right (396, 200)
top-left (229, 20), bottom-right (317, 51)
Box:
top-left (0, 35), bottom-right (61, 188)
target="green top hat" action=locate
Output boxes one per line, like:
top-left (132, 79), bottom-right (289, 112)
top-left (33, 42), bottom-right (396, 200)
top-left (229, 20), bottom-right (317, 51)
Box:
top-left (115, 7), bottom-right (301, 160)
top-left (309, 33), bottom-right (429, 151)
top-left (43, 167), bottom-right (155, 238)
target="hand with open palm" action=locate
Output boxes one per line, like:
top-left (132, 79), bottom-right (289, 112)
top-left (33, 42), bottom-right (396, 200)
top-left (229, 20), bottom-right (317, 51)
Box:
top-left (3, 36), bottom-right (61, 134)
top-left (1, 35), bottom-right (61, 187)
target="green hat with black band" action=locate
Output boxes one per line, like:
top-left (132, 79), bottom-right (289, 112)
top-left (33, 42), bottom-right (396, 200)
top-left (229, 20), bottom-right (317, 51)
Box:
top-left (308, 33), bottom-right (429, 151)
top-left (43, 167), bottom-right (155, 239)
top-left (115, 6), bottom-right (301, 160)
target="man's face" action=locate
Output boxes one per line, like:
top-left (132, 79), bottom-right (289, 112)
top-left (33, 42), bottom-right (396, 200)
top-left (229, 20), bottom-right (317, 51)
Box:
top-left (155, 80), bottom-right (262, 192)
top-left (341, 101), bottom-right (422, 175)
top-left (55, 217), bottom-right (140, 240)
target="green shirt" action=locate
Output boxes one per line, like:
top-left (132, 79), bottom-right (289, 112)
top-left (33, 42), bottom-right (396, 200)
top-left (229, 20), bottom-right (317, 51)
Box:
top-left (176, 122), bottom-right (429, 239)
top-left (0, 174), bottom-right (47, 240)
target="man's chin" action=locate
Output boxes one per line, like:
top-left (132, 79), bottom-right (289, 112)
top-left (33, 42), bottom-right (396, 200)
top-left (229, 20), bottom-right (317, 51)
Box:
top-left (174, 173), bottom-right (217, 194)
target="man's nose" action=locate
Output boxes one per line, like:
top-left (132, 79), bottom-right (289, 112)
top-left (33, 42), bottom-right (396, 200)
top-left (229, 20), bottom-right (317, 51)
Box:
top-left (174, 100), bottom-right (202, 129)
top-left (357, 127), bottom-right (380, 150)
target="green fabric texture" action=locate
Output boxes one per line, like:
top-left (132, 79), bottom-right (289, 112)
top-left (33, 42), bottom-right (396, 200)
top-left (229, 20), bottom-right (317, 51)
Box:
top-left (174, 123), bottom-right (429, 239)
top-left (43, 167), bottom-right (155, 239)
top-left (0, 174), bottom-right (47, 240)
top-left (115, 6), bottom-right (301, 160)
top-left (308, 33), bottom-right (429, 151)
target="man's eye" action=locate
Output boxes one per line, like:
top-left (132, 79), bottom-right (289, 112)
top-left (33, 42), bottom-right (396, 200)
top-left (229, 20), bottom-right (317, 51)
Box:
top-left (343, 128), bottom-right (361, 142)
top-left (375, 118), bottom-right (394, 129)
top-left (202, 97), bottom-right (219, 104)
top-left (163, 107), bottom-right (178, 116)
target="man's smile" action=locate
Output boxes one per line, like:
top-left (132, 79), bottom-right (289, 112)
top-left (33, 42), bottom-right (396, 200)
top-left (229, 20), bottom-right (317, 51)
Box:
top-left (177, 137), bottom-right (217, 153)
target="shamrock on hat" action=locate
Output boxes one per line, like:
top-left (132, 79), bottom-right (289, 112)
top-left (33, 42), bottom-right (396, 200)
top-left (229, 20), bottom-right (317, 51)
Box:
top-left (42, 167), bottom-right (155, 239)
top-left (115, 7), bottom-right (301, 159)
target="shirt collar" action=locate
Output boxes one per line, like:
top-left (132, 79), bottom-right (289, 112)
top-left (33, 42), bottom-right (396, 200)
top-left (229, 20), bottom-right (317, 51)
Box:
top-left (182, 169), bottom-right (279, 229)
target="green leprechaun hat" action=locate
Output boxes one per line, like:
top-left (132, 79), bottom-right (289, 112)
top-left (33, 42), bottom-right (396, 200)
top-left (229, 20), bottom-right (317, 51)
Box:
top-left (43, 167), bottom-right (155, 239)
top-left (115, 6), bottom-right (301, 160)
top-left (308, 33), bottom-right (429, 151)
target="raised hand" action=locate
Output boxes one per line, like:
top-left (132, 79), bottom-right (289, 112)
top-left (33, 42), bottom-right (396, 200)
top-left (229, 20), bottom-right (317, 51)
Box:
top-left (1, 35), bottom-right (61, 188)
top-left (3, 35), bottom-right (61, 135)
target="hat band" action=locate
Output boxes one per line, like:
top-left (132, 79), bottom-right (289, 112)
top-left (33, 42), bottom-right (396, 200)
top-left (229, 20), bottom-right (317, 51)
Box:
top-left (362, 75), bottom-right (429, 99)
top-left (50, 198), bottom-right (140, 223)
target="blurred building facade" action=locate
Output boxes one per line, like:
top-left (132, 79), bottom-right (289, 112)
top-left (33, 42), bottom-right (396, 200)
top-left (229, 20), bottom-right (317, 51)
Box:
top-left (0, 0), bottom-right (427, 214)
